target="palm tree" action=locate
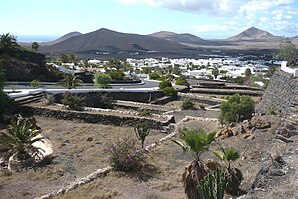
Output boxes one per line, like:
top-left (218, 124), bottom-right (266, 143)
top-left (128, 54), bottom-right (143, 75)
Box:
top-left (0, 33), bottom-right (19, 54)
top-left (213, 146), bottom-right (243, 194)
top-left (173, 128), bottom-right (216, 199)
top-left (59, 73), bottom-right (83, 89)
top-left (0, 118), bottom-right (43, 161)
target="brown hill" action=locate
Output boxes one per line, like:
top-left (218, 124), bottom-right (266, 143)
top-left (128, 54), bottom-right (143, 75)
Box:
top-left (149, 31), bottom-right (216, 46)
top-left (41, 31), bottom-right (82, 46)
top-left (149, 31), bottom-right (177, 38)
top-left (225, 27), bottom-right (278, 41)
top-left (39, 28), bottom-right (197, 55)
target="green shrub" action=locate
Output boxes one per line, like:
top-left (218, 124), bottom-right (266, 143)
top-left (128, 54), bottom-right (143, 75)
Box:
top-left (108, 71), bottom-right (125, 80)
top-left (98, 94), bottom-right (115, 109)
top-left (219, 94), bottom-right (255, 124)
top-left (62, 91), bottom-right (83, 110)
top-left (93, 72), bottom-right (112, 88)
top-left (181, 98), bottom-right (195, 110)
top-left (138, 108), bottom-right (152, 117)
top-left (29, 80), bottom-right (40, 89)
top-left (0, 67), bottom-right (9, 115)
top-left (163, 87), bottom-right (177, 97)
top-left (175, 77), bottom-right (189, 86)
top-left (159, 80), bottom-right (172, 90)
top-left (104, 134), bottom-right (146, 171)
top-left (149, 73), bottom-right (160, 80)
top-left (0, 91), bottom-right (9, 114)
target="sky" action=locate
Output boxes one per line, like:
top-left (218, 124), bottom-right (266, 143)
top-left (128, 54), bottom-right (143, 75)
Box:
top-left (1, 0), bottom-right (298, 41)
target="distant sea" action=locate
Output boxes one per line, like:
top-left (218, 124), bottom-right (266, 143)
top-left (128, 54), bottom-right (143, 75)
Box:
top-left (17, 35), bottom-right (59, 42)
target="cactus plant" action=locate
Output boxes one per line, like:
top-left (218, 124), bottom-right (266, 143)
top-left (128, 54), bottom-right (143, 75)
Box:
top-left (197, 168), bottom-right (229, 199)
top-left (134, 122), bottom-right (151, 149)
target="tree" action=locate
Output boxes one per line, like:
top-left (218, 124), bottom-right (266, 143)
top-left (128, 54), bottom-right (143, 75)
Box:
top-left (245, 68), bottom-right (251, 77)
top-left (0, 67), bottom-right (9, 115)
top-left (59, 73), bottom-right (83, 89)
top-left (106, 59), bottom-right (122, 72)
top-left (31, 42), bottom-right (39, 52)
top-left (219, 94), bottom-right (255, 124)
top-left (213, 146), bottom-right (243, 194)
top-left (0, 117), bottom-right (43, 161)
top-left (159, 80), bottom-right (172, 90)
top-left (278, 37), bottom-right (296, 63)
top-left (172, 128), bottom-right (216, 199)
top-left (0, 33), bottom-right (19, 54)
top-left (93, 72), bottom-right (112, 88)
top-left (212, 67), bottom-right (219, 79)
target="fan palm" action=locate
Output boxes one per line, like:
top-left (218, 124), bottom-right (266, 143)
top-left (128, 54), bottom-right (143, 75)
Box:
top-left (0, 119), bottom-right (44, 161)
top-left (0, 33), bottom-right (19, 54)
top-left (59, 73), bottom-right (83, 89)
top-left (213, 146), bottom-right (242, 194)
top-left (173, 128), bottom-right (216, 199)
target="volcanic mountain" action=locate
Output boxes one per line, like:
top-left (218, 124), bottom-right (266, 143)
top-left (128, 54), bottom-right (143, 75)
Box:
top-left (149, 31), bottom-right (216, 46)
top-left (225, 27), bottom-right (278, 41)
top-left (39, 28), bottom-right (196, 55)
top-left (41, 31), bottom-right (82, 46)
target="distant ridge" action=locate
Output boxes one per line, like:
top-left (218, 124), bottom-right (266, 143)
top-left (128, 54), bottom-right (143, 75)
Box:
top-left (149, 31), bottom-right (177, 38)
top-left (149, 31), bottom-right (216, 46)
top-left (41, 31), bottom-right (82, 46)
top-left (225, 27), bottom-right (277, 41)
top-left (39, 28), bottom-right (196, 55)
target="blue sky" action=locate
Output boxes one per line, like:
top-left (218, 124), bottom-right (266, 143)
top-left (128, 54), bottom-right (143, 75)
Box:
top-left (1, 0), bottom-right (298, 41)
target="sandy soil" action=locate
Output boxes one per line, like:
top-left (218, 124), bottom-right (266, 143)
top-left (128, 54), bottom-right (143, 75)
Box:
top-left (0, 116), bottom-right (167, 199)
top-left (0, 110), bottom-right (278, 199)
top-left (57, 117), bottom-right (277, 199)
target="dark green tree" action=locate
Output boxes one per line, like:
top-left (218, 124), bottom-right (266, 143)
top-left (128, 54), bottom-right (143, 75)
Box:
top-left (212, 67), bottom-right (219, 79)
top-left (278, 37), bottom-right (296, 63)
top-left (245, 68), bottom-right (251, 77)
top-left (31, 42), bottom-right (39, 52)
top-left (93, 72), bottom-right (112, 88)
top-left (219, 94), bottom-right (255, 124)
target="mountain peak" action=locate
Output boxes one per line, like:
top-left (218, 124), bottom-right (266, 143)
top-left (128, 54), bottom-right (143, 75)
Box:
top-left (148, 31), bottom-right (177, 38)
top-left (226, 27), bottom-right (276, 41)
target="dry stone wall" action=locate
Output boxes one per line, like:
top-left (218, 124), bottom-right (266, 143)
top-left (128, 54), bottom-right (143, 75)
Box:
top-left (19, 105), bottom-right (174, 130)
top-left (256, 70), bottom-right (298, 117)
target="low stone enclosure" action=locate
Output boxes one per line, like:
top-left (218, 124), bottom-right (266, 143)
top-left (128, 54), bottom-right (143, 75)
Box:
top-left (35, 116), bottom-right (218, 199)
top-left (19, 105), bottom-right (175, 130)
top-left (54, 91), bottom-right (165, 104)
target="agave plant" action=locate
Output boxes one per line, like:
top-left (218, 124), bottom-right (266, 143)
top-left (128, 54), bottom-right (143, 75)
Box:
top-left (172, 128), bottom-right (216, 199)
top-left (59, 73), bottom-right (83, 89)
top-left (213, 146), bottom-right (243, 195)
top-left (0, 119), bottom-right (44, 161)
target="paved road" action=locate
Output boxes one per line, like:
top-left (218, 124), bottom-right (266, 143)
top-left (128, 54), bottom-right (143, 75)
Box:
top-left (4, 79), bottom-right (159, 90)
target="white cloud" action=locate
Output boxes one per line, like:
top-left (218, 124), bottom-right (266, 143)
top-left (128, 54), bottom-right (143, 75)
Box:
top-left (117, 0), bottom-right (239, 15)
top-left (117, 0), bottom-right (298, 36)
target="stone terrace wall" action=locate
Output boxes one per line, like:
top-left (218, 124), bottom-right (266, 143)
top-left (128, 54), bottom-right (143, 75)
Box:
top-left (20, 106), bottom-right (174, 130)
top-left (256, 69), bottom-right (298, 116)
top-left (55, 91), bottom-right (164, 105)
